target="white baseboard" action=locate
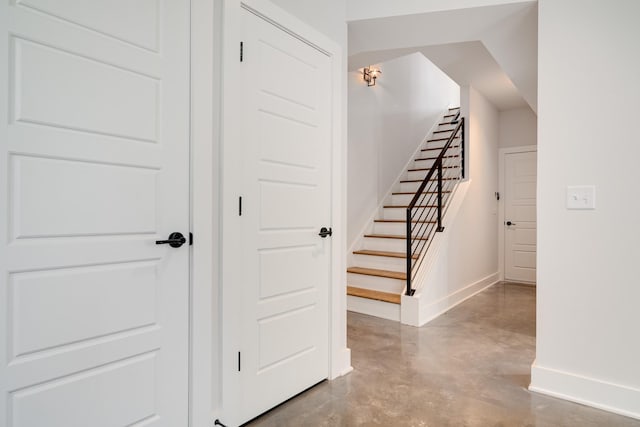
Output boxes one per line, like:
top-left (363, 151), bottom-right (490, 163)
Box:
top-left (408, 272), bottom-right (500, 327)
top-left (330, 347), bottom-right (353, 379)
top-left (347, 295), bottom-right (400, 322)
top-left (530, 363), bottom-right (640, 420)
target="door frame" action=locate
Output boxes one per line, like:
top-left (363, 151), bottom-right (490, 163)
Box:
top-left (498, 145), bottom-right (537, 282)
top-left (190, 0), bottom-right (351, 424)
top-left (190, 0), bottom-right (220, 425)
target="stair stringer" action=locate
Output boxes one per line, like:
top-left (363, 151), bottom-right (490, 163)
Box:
top-left (400, 179), bottom-right (492, 327)
top-left (347, 108), bottom-right (451, 268)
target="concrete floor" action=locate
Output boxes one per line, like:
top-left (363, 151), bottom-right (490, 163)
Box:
top-left (246, 283), bottom-right (640, 426)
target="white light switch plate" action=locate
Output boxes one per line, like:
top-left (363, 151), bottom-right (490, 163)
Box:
top-left (567, 185), bottom-right (596, 210)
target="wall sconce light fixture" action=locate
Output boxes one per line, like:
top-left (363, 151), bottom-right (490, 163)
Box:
top-left (363, 66), bottom-right (381, 87)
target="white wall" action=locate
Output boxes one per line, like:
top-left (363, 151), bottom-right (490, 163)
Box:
top-left (498, 106), bottom-right (537, 148)
top-left (531, 0), bottom-right (640, 419)
top-left (347, 52), bottom-right (459, 246)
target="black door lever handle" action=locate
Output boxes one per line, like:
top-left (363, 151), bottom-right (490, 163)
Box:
top-left (318, 227), bottom-right (332, 238)
top-left (156, 232), bottom-right (186, 248)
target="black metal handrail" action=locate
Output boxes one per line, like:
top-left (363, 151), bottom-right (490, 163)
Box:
top-left (405, 117), bottom-right (465, 295)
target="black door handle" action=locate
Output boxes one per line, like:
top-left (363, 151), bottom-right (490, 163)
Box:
top-left (156, 232), bottom-right (186, 248)
top-left (318, 227), bottom-right (332, 238)
top-left (505, 221), bottom-right (516, 226)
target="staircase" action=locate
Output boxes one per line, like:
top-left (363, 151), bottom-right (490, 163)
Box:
top-left (347, 107), bottom-right (464, 319)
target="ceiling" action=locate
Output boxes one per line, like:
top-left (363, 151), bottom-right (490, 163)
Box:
top-left (348, 1), bottom-right (538, 112)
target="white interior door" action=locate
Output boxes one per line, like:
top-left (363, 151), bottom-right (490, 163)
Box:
top-left (0, 2), bottom-right (191, 426)
top-left (504, 151), bottom-right (537, 283)
top-left (231, 8), bottom-right (332, 425)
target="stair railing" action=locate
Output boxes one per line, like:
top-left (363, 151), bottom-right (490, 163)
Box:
top-left (405, 117), bottom-right (465, 295)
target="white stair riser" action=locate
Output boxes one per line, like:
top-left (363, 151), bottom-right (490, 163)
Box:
top-left (407, 168), bottom-right (461, 182)
top-left (420, 141), bottom-right (447, 152)
top-left (391, 194), bottom-right (416, 205)
top-left (362, 236), bottom-right (407, 252)
top-left (407, 170), bottom-right (428, 181)
top-left (438, 128), bottom-right (459, 135)
top-left (421, 137), bottom-right (460, 152)
top-left (392, 193), bottom-right (449, 206)
top-left (399, 180), bottom-right (459, 194)
top-left (347, 296), bottom-right (400, 322)
top-left (432, 131), bottom-right (455, 139)
top-left (383, 207), bottom-right (411, 221)
top-left (373, 221), bottom-right (406, 235)
top-left (347, 272), bottom-right (405, 294)
top-left (429, 134), bottom-right (461, 142)
top-left (417, 149), bottom-right (461, 161)
top-left (411, 222), bottom-right (438, 238)
top-left (413, 158), bottom-right (436, 169)
top-left (351, 253), bottom-right (406, 271)
top-left (384, 206), bottom-right (437, 221)
top-left (437, 123), bottom-right (458, 130)
top-left (399, 181), bottom-right (421, 193)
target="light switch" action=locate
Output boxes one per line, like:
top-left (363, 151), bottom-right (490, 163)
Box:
top-left (567, 185), bottom-right (596, 210)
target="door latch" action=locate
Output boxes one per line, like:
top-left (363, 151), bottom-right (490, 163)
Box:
top-left (318, 227), bottom-right (332, 238)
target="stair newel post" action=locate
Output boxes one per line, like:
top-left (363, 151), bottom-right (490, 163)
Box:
top-left (406, 207), bottom-right (412, 296)
top-left (461, 117), bottom-right (466, 179)
top-left (437, 162), bottom-right (444, 232)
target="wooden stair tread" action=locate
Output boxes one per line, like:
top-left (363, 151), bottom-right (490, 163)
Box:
top-left (347, 286), bottom-right (401, 304)
top-left (392, 191), bottom-right (451, 195)
top-left (421, 145), bottom-right (460, 152)
top-left (364, 233), bottom-right (428, 240)
top-left (384, 204), bottom-right (439, 208)
top-left (347, 267), bottom-right (406, 280)
top-left (375, 219), bottom-right (436, 224)
top-left (408, 166), bottom-right (459, 172)
top-left (416, 155), bottom-right (459, 160)
top-left (353, 249), bottom-right (418, 259)
top-left (427, 136), bottom-right (461, 142)
top-left (400, 178), bottom-right (458, 183)
top-left (385, 205), bottom-right (438, 209)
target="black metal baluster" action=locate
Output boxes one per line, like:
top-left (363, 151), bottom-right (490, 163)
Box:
top-left (406, 207), bottom-right (413, 296)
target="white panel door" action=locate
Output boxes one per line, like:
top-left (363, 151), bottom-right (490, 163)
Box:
top-left (0, 2), bottom-right (190, 426)
top-left (504, 151), bottom-right (537, 283)
top-left (234, 8), bottom-right (332, 425)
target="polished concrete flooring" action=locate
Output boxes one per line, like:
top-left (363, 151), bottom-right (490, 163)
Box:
top-left (247, 283), bottom-right (640, 426)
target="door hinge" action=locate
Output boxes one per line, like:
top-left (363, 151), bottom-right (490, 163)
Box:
top-left (238, 351), bottom-right (241, 372)
top-left (240, 41), bottom-right (244, 62)
top-left (238, 196), bottom-right (242, 216)
top-left (189, 232), bottom-right (193, 246)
